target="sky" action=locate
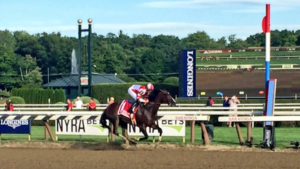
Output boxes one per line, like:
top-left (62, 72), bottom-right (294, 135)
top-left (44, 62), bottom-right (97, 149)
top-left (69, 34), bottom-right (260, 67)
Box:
top-left (1, 0), bottom-right (300, 40)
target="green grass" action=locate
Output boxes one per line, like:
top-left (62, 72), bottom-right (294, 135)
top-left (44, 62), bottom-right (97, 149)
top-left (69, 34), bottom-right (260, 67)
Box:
top-left (0, 126), bottom-right (299, 149)
top-left (196, 58), bottom-right (300, 65)
top-left (197, 50), bottom-right (300, 57)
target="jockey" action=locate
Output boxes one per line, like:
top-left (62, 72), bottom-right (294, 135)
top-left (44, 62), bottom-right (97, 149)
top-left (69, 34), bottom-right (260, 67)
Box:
top-left (128, 83), bottom-right (154, 118)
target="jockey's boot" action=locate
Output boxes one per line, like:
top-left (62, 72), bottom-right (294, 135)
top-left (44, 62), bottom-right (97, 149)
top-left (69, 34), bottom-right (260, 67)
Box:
top-left (130, 100), bottom-right (139, 125)
top-left (130, 100), bottom-right (139, 113)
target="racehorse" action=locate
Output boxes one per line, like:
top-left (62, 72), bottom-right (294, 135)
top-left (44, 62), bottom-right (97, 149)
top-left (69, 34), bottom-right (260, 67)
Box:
top-left (100, 89), bottom-right (176, 145)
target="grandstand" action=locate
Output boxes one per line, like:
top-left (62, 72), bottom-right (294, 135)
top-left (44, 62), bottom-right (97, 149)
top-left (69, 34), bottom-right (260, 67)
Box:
top-left (195, 48), bottom-right (300, 98)
top-left (196, 69), bottom-right (300, 98)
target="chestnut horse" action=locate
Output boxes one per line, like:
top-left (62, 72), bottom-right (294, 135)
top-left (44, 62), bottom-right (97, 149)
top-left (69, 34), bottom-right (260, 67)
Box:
top-left (100, 89), bottom-right (176, 144)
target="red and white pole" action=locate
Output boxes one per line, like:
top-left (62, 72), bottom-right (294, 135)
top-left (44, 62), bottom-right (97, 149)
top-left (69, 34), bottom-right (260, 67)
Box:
top-left (262, 4), bottom-right (271, 87)
top-left (262, 4), bottom-right (271, 119)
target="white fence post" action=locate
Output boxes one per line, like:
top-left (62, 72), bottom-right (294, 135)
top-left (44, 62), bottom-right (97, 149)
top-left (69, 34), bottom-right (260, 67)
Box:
top-left (251, 110), bottom-right (254, 128)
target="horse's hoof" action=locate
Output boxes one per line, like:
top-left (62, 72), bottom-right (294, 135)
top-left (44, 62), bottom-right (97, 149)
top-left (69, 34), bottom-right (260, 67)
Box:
top-left (130, 140), bottom-right (137, 145)
top-left (131, 137), bottom-right (140, 141)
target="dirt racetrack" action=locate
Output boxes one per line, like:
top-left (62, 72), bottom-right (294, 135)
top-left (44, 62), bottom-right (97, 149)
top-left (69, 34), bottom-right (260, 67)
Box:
top-left (0, 142), bottom-right (300, 169)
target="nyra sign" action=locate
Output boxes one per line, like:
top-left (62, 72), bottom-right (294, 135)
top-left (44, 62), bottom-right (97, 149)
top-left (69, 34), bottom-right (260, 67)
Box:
top-left (55, 119), bottom-right (109, 136)
top-left (127, 120), bottom-right (185, 137)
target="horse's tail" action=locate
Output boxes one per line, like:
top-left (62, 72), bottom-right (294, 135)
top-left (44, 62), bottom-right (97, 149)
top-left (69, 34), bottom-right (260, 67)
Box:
top-left (100, 109), bottom-right (111, 133)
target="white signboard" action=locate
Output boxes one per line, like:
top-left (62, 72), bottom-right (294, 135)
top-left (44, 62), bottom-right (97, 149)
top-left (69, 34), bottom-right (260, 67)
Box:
top-left (80, 77), bottom-right (88, 85)
top-left (160, 115), bottom-right (209, 121)
top-left (55, 119), bottom-right (109, 135)
top-left (128, 120), bottom-right (185, 137)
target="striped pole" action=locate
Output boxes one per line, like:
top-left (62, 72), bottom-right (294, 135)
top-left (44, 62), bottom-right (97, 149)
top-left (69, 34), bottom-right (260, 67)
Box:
top-left (262, 4), bottom-right (271, 120)
top-left (261, 4), bottom-right (275, 149)
top-left (265, 4), bottom-right (271, 89)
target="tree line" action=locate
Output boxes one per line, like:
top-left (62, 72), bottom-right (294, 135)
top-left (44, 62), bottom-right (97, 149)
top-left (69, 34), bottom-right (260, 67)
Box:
top-left (1, 29), bottom-right (300, 90)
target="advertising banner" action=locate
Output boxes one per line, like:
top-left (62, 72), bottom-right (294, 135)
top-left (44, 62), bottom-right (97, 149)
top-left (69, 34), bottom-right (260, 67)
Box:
top-left (0, 119), bottom-right (31, 134)
top-left (127, 120), bottom-right (185, 137)
top-left (55, 119), bottom-right (109, 136)
top-left (179, 49), bottom-right (196, 97)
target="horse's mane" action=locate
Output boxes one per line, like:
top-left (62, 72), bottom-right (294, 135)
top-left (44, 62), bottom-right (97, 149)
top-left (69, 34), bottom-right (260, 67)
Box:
top-left (148, 89), bottom-right (161, 102)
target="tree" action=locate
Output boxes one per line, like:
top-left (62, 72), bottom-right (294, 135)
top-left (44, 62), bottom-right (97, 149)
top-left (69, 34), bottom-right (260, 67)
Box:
top-left (0, 30), bottom-right (16, 50)
top-left (182, 31), bottom-right (218, 49)
top-left (280, 30), bottom-right (297, 46)
top-left (151, 35), bottom-right (184, 73)
top-left (132, 34), bottom-right (152, 48)
top-left (216, 37), bottom-right (227, 48)
top-left (23, 67), bottom-right (43, 85)
top-left (0, 45), bottom-right (19, 89)
top-left (132, 48), bottom-right (166, 82)
top-left (246, 33), bottom-right (265, 47)
top-left (296, 35), bottom-right (300, 46)
top-left (227, 34), bottom-right (249, 49)
top-left (16, 55), bottom-right (43, 86)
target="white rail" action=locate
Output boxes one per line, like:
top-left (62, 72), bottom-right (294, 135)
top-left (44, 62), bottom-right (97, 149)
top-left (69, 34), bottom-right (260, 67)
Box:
top-left (0, 110), bottom-right (260, 116)
top-left (219, 116), bottom-right (300, 122)
top-left (4, 106), bottom-right (300, 111)
top-left (2, 110), bottom-right (300, 116)
top-left (3, 103), bottom-right (300, 107)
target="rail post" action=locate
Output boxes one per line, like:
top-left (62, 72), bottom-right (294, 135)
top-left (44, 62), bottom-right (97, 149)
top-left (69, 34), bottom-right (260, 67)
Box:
top-left (44, 120), bottom-right (55, 141)
top-left (200, 122), bottom-right (210, 145)
top-left (235, 123), bottom-right (244, 145)
top-left (190, 120), bottom-right (195, 143)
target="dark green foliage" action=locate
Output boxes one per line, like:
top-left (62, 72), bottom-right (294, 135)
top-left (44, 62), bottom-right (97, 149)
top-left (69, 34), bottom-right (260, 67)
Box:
top-left (1, 29), bottom-right (300, 89)
top-left (11, 88), bottom-right (65, 104)
top-left (0, 89), bottom-right (10, 98)
top-left (21, 83), bottom-right (42, 89)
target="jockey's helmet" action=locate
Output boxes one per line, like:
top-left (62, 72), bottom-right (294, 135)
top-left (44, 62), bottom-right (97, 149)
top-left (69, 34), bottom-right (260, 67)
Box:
top-left (147, 83), bottom-right (154, 91)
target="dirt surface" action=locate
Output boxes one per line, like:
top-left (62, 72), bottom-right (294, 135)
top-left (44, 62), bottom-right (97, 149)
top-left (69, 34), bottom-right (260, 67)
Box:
top-left (0, 142), bottom-right (300, 169)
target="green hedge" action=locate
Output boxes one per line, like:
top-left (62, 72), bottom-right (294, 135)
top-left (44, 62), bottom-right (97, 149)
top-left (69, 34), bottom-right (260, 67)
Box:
top-left (91, 82), bottom-right (178, 103)
top-left (11, 88), bottom-right (66, 104)
top-left (72, 96), bottom-right (100, 104)
top-left (7, 96), bottom-right (25, 104)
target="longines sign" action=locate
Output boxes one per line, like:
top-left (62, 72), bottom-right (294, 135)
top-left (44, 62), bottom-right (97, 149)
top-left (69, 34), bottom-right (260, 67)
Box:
top-left (179, 49), bottom-right (196, 98)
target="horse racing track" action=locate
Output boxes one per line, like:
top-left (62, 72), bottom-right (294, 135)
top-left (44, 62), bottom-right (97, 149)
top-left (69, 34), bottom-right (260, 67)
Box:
top-left (0, 142), bottom-right (300, 169)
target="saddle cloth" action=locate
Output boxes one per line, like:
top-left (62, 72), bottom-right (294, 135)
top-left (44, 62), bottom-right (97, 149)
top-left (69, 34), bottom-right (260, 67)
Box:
top-left (117, 100), bottom-right (137, 119)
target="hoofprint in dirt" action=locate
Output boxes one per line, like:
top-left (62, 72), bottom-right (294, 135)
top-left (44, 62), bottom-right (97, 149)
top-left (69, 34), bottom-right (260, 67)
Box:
top-left (0, 141), bottom-right (299, 153)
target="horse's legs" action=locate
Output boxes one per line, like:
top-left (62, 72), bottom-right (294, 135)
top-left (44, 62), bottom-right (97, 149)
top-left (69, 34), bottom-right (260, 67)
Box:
top-left (137, 125), bottom-right (149, 141)
top-left (100, 113), bottom-right (111, 133)
top-left (112, 116), bottom-right (129, 145)
top-left (151, 123), bottom-right (163, 142)
top-left (119, 119), bottom-right (136, 145)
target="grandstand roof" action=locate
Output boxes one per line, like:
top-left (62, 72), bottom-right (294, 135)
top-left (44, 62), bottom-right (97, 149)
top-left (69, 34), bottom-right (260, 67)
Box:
top-left (43, 72), bottom-right (125, 88)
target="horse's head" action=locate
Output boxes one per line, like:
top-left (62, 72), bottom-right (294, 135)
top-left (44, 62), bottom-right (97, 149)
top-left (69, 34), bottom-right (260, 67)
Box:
top-left (149, 89), bottom-right (176, 106)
